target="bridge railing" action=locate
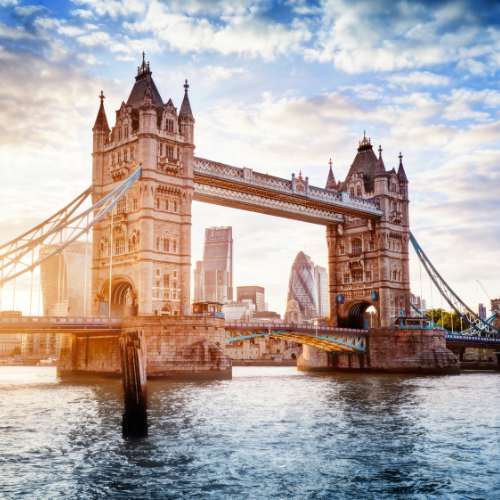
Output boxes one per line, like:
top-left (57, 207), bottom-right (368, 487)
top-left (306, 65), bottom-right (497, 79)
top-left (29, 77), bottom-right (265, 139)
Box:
top-left (0, 316), bottom-right (122, 325)
top-left (224, 321), bottom-right (368, 334)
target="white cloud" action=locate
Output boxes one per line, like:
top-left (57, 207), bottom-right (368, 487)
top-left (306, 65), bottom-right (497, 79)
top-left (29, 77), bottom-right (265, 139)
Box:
top-left (78, 53), bottom-right (99, 64)
top-left (116, 54), bottom-right (135, 61)
top-left (15, 5), bottom-right (43, 16)
top-left (0, 0), bottom-right (18, 6)
top-left (202, 65), bottom-right (246, 83)
top-left (70, 9), bottom-right (94, 19)
top-left (71, 0), bottom-right (147, 19)
top-left (388, 71), bottom-right (451, 89)
top-left (77, 30), bottom-right (111, 47)
top-left (442, 88), bottom-right (500, 122)
top-left (304, 0), bottom-right (500, 75)
top-left (339, 83), bottom-right (383, 100)
top-left (33, 17), bottom-right (60, 30)
top-left (0, 22), bottom-right (35, 40)
top-left (122, 0), bottom-right (311, 60)
top-left (58, 26), bottom-right (86, 37)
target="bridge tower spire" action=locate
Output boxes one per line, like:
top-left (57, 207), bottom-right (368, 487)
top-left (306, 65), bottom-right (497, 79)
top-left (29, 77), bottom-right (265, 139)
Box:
top-left (325, 158), bottom-right (337, 191)
top-left (92, 91), bottom-right (111, 202)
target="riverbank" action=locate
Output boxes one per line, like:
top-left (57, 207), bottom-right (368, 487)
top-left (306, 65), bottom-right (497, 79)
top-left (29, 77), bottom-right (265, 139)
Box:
top-left (231, 359), bottom-right (297, 366)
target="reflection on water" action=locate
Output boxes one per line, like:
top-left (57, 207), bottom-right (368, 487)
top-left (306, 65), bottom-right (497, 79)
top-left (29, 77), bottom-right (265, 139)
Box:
top-left (1, 366), bottom-right (500, 499)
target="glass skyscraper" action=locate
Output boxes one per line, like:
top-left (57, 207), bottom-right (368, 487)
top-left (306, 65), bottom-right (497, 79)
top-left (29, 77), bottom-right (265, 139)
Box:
top-left (314, 265), bottom-right (329, 318)
top-left (287, 251), bottom-right (318, 318)
top-left (198, 227), bottom-right (233, 303)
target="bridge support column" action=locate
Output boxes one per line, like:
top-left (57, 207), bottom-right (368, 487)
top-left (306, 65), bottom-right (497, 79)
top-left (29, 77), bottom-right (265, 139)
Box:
top-left (297, 345), bottom-right (332, 372)
top-left (123, 316), bottom-right (232, 379)
top-left (120, 330), bottom-right (148, 437)
top-left (493, 352), bottom-right (500, 372)
top-left (326, 224), bottom-right (339, 327)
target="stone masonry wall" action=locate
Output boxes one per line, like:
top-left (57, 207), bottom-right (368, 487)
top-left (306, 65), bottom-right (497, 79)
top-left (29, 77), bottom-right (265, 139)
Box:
top-left (123, 316), bottom-right (232, 379)
top-left (58, 316), bottom-right (232, 379)
top-left (297, 328), bottom-right (459, 375)
top-left (368, 327), bottom-right (459, 374)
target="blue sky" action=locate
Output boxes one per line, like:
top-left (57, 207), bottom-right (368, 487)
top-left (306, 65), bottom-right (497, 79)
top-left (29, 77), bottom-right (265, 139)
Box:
top-left (1, 0), bottom-right (499, 315)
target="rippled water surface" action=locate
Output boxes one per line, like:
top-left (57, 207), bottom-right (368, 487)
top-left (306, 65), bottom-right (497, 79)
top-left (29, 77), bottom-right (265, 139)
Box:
top-left (1, 367), bottom-right (500, 499)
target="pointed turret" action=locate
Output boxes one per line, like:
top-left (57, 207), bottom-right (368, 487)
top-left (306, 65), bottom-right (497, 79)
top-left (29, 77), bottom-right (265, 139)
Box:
top-left (179, 79), bottom-right (195, 144)
top-left (325, 158), bottom-right (337, 191)
top-left (179, 79), bottom-right (194, 120)
top-left (126, 52), bottom-right (163, 108)
top-left (375, 145), bottom-right (386, 177)
top-left (397, 152), bottom-right (408, 182)
top-left (93, 91), bottom-right (110, 133)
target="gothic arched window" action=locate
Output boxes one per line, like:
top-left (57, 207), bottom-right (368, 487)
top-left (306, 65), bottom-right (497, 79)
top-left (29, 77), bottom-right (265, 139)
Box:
top-left (164, 239), bottom-right (170, 252)
top-left (133, 198), bottom-right (138, 211)
top-left (156, 237), bottom-right (161, 251)
top-left (155, 198), bottom-right (160, 210)
top-left (351, 238), bottom-right (362, 254)
top-left (173, 239), bottom-right (178, 253)
top-left (356, 186), bottom-right (362, 197)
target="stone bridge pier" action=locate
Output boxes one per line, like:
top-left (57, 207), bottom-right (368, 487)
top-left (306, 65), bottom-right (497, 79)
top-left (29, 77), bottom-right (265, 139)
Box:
top-left (298, 328), bottom-right (459, 375)
top-left (57, 316), bottom-right (232, 379)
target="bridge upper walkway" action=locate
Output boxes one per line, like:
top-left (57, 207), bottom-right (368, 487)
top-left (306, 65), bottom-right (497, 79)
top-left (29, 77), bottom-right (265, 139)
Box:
top-left (193, 157), bottom-right (383, 225)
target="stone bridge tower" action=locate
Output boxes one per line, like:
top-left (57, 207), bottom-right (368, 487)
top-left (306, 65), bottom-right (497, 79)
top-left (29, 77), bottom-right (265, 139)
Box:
top-left (326, 133), bottom-right (411, 329)
top-left (90, 54), bottom-right (195, 317)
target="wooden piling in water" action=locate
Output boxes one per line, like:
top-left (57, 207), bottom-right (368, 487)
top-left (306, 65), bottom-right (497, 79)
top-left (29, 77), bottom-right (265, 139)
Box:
top-left (119, 330), bottom-right (148, 437)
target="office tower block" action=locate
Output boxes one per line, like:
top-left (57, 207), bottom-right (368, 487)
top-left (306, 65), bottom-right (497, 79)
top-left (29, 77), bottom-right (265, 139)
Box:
top-left (201, 226), bottom-right (233, 302)
top-left (237, 286), bottom-right (265, 312)
top-left (287, 251), bottom-right (318, 319)
top-left (193, 261), bottom-right (203, 303)
top-left (314, 265), bottom-right (329, 317)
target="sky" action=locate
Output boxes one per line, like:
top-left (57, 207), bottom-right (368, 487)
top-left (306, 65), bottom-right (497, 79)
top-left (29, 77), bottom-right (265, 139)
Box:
top-left (1, 0), bottom-right (499, 316)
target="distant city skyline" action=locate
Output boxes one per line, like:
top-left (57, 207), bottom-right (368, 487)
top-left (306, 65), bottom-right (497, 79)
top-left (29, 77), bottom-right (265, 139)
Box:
top-left (1, 0), bottom-right (499, 317)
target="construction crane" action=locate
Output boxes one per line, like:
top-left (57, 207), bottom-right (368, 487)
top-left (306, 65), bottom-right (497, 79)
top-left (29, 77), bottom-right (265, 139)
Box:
top-left (477, 280), bottom-right (492, 301)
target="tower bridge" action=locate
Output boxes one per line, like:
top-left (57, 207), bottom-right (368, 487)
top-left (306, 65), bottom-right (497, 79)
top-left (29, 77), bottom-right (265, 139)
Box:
top-left (2, 53), bottom-right (492, 378)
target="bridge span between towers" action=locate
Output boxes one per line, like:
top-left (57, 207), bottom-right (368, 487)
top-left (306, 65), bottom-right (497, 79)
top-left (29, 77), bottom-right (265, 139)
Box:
top-left (193, 157), bottom-right (383, 225)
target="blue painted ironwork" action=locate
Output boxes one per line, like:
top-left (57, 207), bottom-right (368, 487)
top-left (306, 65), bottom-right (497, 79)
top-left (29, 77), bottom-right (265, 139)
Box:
top-left (0, 166), bottom-right (142, 287)
top-left (445, 334), bottom-right (500, 347)
top-left (225, 323), bottom-right (367, 352)
top-left (410, 232), bottom-right (499, 336)
top-left (410, 301), bottom-right (497, 336)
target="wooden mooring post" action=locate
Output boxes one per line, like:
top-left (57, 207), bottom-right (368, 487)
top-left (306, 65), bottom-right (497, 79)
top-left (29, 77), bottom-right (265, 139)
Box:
top-left (119, 330), bottom-right (148, 437)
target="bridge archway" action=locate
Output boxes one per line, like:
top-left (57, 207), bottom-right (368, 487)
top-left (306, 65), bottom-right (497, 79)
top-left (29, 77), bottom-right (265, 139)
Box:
top-left (100, 276), bottom-right (137, 318)
top-left (339, 299), bottom-right (377, 329)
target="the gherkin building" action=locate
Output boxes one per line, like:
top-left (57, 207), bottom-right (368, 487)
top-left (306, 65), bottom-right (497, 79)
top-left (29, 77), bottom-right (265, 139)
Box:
top-left (287, 252), bottom-right (318, 317)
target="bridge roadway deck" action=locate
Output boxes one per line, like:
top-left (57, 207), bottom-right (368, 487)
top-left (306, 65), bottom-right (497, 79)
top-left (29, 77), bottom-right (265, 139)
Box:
top-left (0, 316), bottom-right (122, 336)
top-left (1, 317), bottom-right (499, 350)
top-left (225, 322), bottom-right (368, 352)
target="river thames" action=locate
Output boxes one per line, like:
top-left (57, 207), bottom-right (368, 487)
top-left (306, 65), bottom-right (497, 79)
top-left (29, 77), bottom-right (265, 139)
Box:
top-left (0, 366), bottom-right (499, 499)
